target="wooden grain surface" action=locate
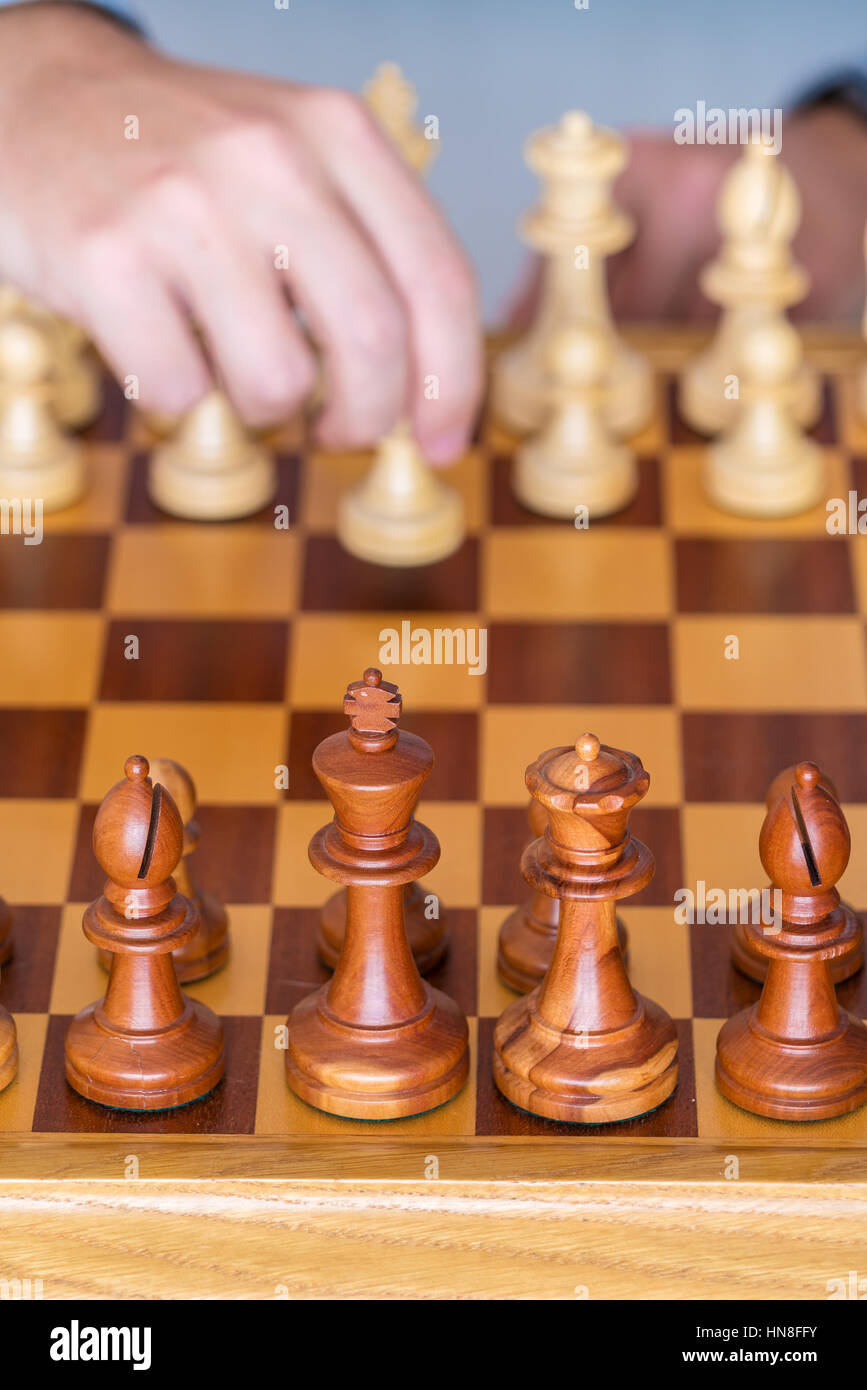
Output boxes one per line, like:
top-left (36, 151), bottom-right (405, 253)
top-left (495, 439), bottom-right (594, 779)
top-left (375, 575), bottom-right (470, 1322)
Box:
top-left (0, 1178), bottom-right (864, 1300)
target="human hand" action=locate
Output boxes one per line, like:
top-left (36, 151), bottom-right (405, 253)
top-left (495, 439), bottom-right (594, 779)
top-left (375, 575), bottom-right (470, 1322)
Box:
top-left (0, 3), bottom-right (483, 460)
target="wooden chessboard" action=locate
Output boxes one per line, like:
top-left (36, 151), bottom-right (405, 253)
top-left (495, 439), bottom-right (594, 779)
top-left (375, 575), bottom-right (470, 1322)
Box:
top-left (3, 324), bottom-right (867, 1206)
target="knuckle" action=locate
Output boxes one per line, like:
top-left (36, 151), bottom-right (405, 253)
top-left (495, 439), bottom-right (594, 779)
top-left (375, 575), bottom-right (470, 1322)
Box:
top-left (137, 166), bottom-right (212, 224)
top-left (348, 297), bottom-right (407, 363)
top-left (301, 86), bottom-right (377, 143)
top-left (211, 113), bottom-right (292, 176)
top-left (70, 223), bottom-right (137, 284)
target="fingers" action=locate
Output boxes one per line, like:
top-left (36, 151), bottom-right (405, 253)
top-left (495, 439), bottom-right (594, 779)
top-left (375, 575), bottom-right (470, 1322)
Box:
top-left (196, 120), bottom-right (411, 447)
top-left (291, 87), bottom-right (484, 461)
top-left (68, 239), bottom-right (210, 416)
top-left (137, 171), bottom-right (318, 427)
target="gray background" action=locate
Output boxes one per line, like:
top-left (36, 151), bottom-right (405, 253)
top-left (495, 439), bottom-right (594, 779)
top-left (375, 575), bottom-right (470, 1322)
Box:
top-left (31, 1), bottom-right (867, 314)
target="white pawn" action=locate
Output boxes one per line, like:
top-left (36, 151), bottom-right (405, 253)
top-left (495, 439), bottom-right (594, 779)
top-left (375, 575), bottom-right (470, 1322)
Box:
top-left (0, 995), bottom-right (17, 1093)
top-left (148, 388), bottom-right (276, 521)
top-left (51, 316), bottom-right (101, 429)
top-left (705, 317), bottom-right (823, 517)
top-left (513, 324), bottom-right (637, 519)
top-left (337, 421), bottom-right (464, 567)
top-left (0, 314), bottom-right (86, 511)
top-left (680, 141), bottom-right (819, 435)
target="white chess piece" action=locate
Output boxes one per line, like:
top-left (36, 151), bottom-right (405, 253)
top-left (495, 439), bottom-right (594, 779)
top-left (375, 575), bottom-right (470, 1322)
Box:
top-left (337, 421), bottom-right (464, 566)
top-left (335, 65), bottom-right (463, 567)
top-left (513, 324), bottom-right (638, 519)
top-left (51, 316), bottom-right (101, 429)
top-left (148, 389), bottom-right (276, 520)
top-left (493, 110), bottom-right (653, 439)
top-left (680, 140), bottom-right (820, 435)
top-left (0, 313), bottom-right (86, 511)
top-left (705, 317), bottom-right (823, 517)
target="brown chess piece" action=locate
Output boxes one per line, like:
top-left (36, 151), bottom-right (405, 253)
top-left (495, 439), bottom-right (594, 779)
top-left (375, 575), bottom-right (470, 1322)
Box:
top-left (731, 764), bottom-right (863, 986)
top-left (497, 797), bottom-right (629, 993)
top-left (716, 761), bottom-right (867, 1121)
top-left (65, 755), bottom-right (225, 1110)
top-left (97, 757), bottom-right (230, 983)
top-left (494, 734), bottom-right (678, 1123)
top-left (285, 669), bottom-right (469, 1119)
top-left (0, 1007), bottom-right (17, 1092)
top-left (0, 896), bottom-right (12, 967)
top-left (317, 882), bottom-right (447, 975)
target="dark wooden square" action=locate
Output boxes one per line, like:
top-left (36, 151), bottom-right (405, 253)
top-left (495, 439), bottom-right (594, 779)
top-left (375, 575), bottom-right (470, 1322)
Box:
top-left (682, 712), bottom-right (867, 803)
top-left (488, 622), bottom-right (672, 704)
top-left (33, 1014), bottom-right (261, 1134)
top-left (675, 538), bottom-right (854, 613)
top-left (100, 620), bottom-right (288, 701)
top-left (301, 536), bottom-right (479, 612)
top-left (0, 906), bottom-right (61, 1013)
top-left (690, 922), bottom-right (763, 1019)
top-left (266, 907), bottom-right (331, 1014)
top-left (0, 710), bottom-right (87, 797)
top-left (0, 535), bottom-right (110, 610)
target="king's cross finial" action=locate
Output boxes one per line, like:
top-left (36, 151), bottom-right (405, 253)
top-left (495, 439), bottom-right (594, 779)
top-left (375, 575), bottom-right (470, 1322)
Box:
top-left (344, 668), bottom-right (402, 735)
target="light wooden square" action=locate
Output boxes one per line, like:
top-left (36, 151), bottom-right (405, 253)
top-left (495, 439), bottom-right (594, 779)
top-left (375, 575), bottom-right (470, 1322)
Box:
top-left (0, 802), bottom-right (79, 904)
top-left (481, 706), bottom-right (682, 806)
top-left (107, 525), bottom-right (299, 616)
top-left (0, 615), bottom-right (104, 705)
top-left (674, 617), bottom-right (867, 709)
top-left (290, 615), bottom-right (486, 709)
top-left (81, 703), bottom-right (289, 803)
top-left (484, 529), bottom-right (672, 619)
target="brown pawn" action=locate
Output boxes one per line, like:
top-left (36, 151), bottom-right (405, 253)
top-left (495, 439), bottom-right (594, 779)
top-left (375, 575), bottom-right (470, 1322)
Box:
top-left (731, 764), bottom-right (863, 986)
top-left (494, 734), bottom-right (678, 1123)
top-left (716, 761), bottom-right (867, 1121)
top-left (317, 881), bottom-right (447, 974)
top-left (0, 895), bottom-right (12, 967)
top-left (65, 755), bottom-right (225, 1110)
top-left (97, 757), bottom-right (230, 983)
top-left (285, 669), bottom-right (469, 1119)
top-left (497, 797), bottom-right (629, 993)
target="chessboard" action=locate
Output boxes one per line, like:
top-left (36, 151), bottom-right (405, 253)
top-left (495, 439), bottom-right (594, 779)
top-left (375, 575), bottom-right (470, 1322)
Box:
top-left (2, 323), bottom-right (867, 1186)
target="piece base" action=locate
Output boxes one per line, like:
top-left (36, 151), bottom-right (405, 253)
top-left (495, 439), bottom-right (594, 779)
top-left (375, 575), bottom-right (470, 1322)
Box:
top-left (0, 449), bottom-right (86, 513)
top-left (716, 1009), bottom-right (867, 1121)
top-left (65, 1000), bottom-right (225, 1111)
top-left (0, 1008), bottom-right (18, 1093)
top-left (493, 991), bottom-right (678, 1123)
top-left (336, 489), bottom-right (464, 568)
top-left (704, 447), bottom-right (824, 519)
top-left (513, 450), bottom-right (637, 520)
top-left (285, 985), bottom-right (469, 1120)
top-left (148, 451), bottom-right (276, 521)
